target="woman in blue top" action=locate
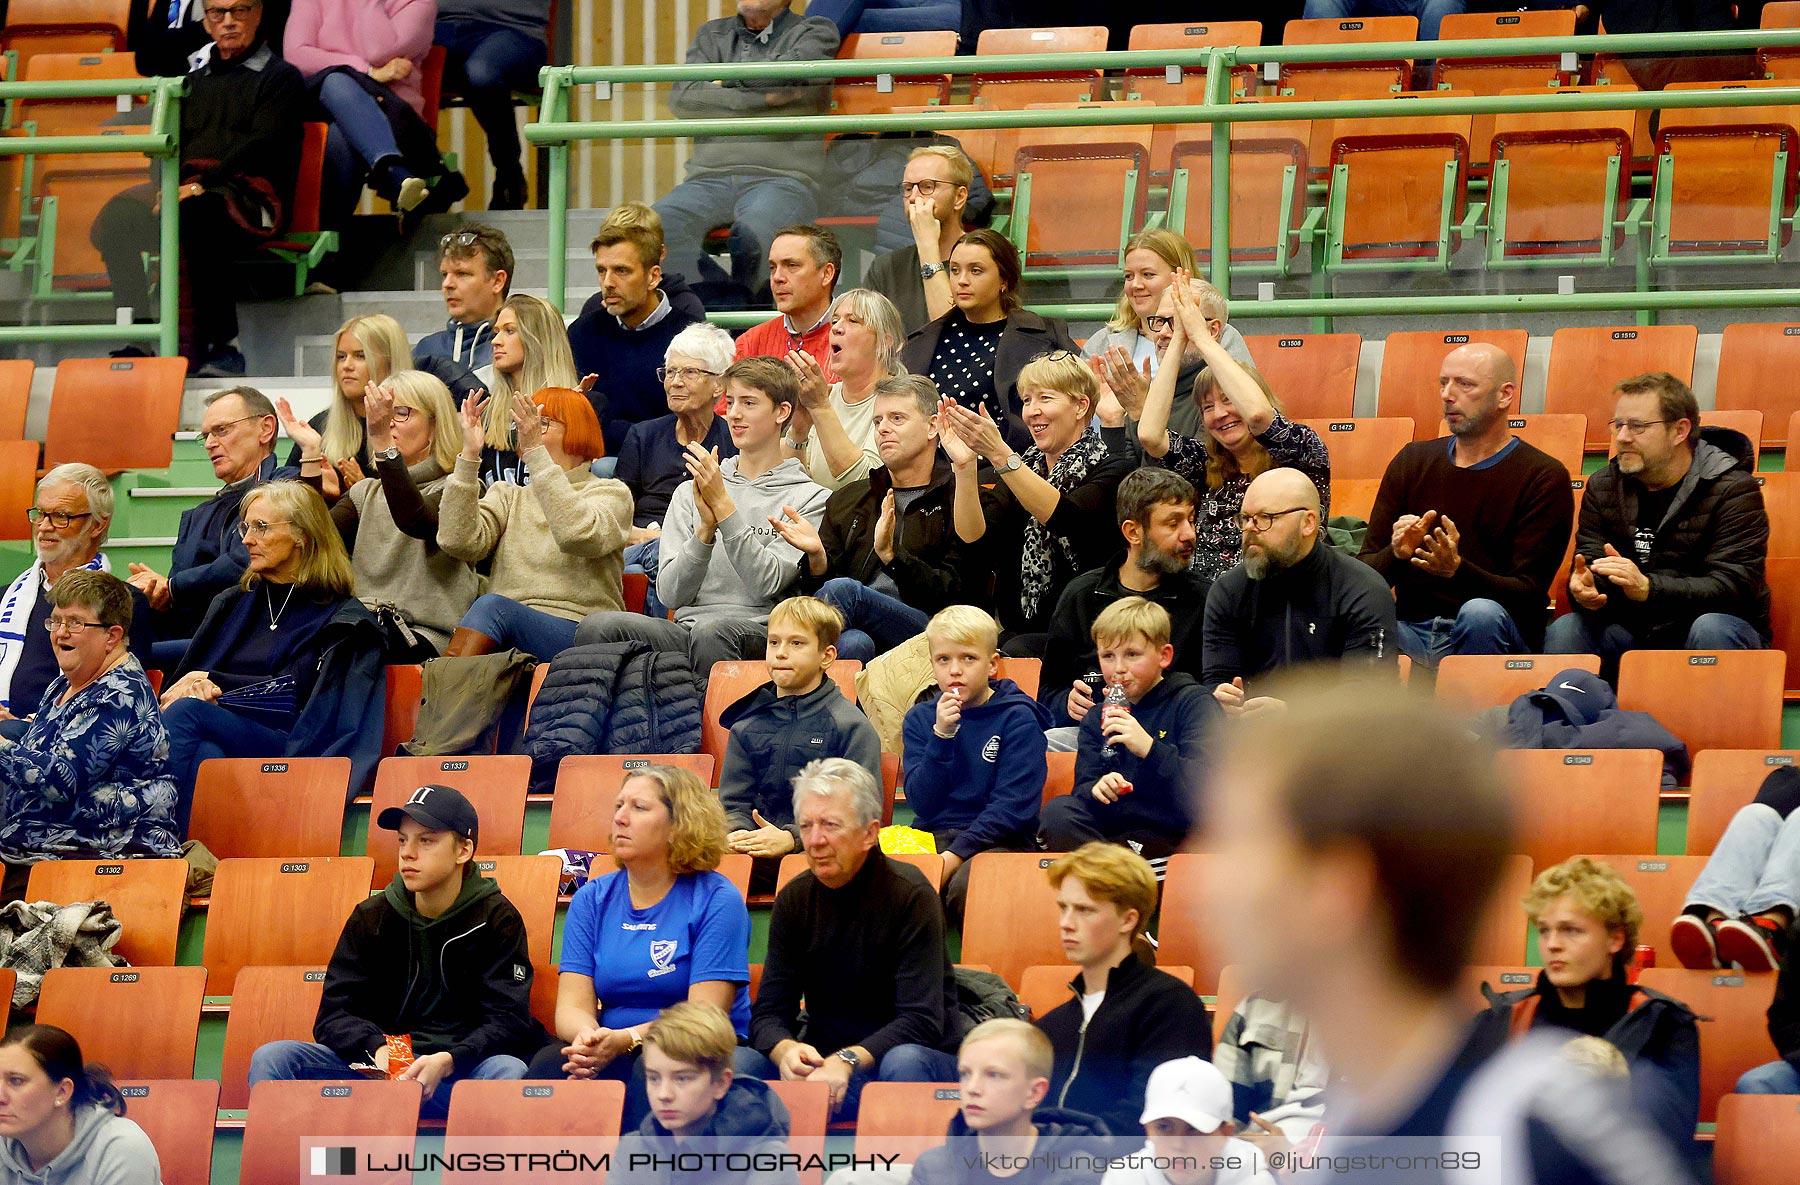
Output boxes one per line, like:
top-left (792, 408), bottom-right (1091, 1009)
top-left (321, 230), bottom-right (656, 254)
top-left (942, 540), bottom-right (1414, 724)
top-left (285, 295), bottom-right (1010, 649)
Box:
top-left (527, 763), bottom-right (763, 1127)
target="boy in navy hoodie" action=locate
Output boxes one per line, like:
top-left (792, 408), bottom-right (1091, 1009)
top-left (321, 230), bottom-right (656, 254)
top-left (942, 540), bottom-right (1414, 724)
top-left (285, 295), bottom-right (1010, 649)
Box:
top-left (721, 596), bottom-right (881, 892)
top-left (902, 605), bottom-right (1052, 923)
top-left (1040, 597), bottom-right (1221, 868)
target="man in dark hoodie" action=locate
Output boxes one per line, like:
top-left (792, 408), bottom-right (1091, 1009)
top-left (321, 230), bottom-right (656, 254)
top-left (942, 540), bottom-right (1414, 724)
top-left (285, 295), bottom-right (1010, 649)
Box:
top-left (1034, 844), bottom-right (1212, 1142)
top-left (246, 784), bottom-right (546, 1115)
top-left (912, 1019), bottom-right (1114, 1185)
top-left (414, 224), bottom-right (513, 372)
top-left (608, 1001), bottom-right (797, 1185)
top-left (1203, 467), bottom-right (1398, 715)
top-left (1041, 468), bottom-right (1207, 739)
top-left (778, 375), bottom-right (974, 662)
top-left (720, 597), bottom-right (881, 893)
top-left (1040, 599), bottom-right (1221, 864)
top-left (901, 604), bottom-right (1051, 924)
top-left (1546, 372), bottom-right (1770, 671)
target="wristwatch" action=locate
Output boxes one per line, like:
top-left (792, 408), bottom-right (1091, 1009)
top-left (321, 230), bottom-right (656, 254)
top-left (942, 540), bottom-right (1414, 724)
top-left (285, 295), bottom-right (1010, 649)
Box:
top-left (782, 430), bottom-right (808, 451)
top-left (373, 446), bottom-right (402, 463)
top-left (997, 452), bottom-right (1024, 474)
top-left (834, 1048), bottom-right (862, 1072)
top-left (918, 262), bottom-right (946, 280)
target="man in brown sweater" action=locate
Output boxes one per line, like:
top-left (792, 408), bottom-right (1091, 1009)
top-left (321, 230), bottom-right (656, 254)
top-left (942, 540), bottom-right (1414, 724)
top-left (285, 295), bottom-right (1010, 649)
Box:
top-left (1357, 344), bottom-right (1574, 665)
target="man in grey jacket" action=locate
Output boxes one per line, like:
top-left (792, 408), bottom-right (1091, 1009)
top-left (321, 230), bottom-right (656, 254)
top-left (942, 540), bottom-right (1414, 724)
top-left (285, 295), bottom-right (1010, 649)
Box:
top-left (653, 1), bottom-right (840, 297)
top-left (576, 356), bottom-right (830, 684)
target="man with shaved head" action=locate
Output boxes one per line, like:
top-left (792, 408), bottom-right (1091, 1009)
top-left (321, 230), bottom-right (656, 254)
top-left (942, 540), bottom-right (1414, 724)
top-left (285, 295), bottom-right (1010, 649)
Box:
top-left (1357, 343), bottom-right (1573, 665)
top-left (1204, 467), bottom-right (1398, 715)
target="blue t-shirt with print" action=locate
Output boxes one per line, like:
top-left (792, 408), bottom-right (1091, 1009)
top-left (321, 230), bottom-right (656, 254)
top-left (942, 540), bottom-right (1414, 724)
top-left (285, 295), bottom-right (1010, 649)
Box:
top-left (562, 869), bottom-right (752, 1035)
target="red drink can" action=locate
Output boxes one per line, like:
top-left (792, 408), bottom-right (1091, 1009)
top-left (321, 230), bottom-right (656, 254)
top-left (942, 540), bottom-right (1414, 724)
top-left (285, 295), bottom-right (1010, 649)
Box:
top-left (1628, 944), bottom-right (1656, 982)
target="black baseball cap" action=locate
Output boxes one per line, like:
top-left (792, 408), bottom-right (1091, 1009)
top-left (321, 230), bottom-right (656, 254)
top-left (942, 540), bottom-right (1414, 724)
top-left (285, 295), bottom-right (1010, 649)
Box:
top-left (377, 784), bottom-right (479, 843)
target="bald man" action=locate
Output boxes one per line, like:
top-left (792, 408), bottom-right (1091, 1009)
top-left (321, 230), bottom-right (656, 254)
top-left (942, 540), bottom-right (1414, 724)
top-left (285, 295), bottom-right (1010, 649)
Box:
top-left (1356, 344), bottom-right (1573, 666)
top-left (1204, 468), bottom-right (1398, 715)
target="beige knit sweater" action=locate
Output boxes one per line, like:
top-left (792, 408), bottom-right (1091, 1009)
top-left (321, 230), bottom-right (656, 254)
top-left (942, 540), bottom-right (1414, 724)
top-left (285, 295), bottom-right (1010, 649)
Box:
top-left (437, 446), bottom-right (635, 622)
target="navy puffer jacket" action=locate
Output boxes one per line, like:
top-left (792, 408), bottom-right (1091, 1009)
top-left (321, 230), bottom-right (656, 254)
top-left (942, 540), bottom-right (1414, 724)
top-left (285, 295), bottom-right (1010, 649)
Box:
top-left (524, 641), bottom-right (702, 794)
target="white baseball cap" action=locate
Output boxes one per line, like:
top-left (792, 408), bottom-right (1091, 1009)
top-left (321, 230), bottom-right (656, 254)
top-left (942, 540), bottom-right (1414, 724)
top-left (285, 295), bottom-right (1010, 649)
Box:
top-left (1138, 1057), bottom-right (1233, 1134)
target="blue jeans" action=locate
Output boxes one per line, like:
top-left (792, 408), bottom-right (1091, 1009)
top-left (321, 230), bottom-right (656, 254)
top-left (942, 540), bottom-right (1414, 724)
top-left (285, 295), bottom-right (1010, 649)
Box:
top-left (458, 594), bottom-right (579, 661)
top-left (1737, 1059), bottom-right (1800, 1093)
top-left (248, 1040), bottom-right (526, 1118)
top-left (1543, 611), bottom-right (1765, 667)
top-left (1301, 0), bottom-right (1465, 41)
top-left (162, 698), bottom-right (291, 834)
top-left (574, 611), bottom-right (767, 689)
top-left (316, 71), bottom-right (405, 176)
top-left (815, 577), bottom-right (929, 663)
top-left (1395, 598), bottom-right (1527, 668)
top-left (803, 0), bottom-right (963, 37)
top-left (1686, 804), bottom-right (1800, 919)
top-left (623, 538), bottom-right (667, 619)
top-left (654, 174), bottom-right (816, 292)
top-left (433, 19), bottom-right (546, 178)
top-left (879, 1044), bottom-right (959, 1084)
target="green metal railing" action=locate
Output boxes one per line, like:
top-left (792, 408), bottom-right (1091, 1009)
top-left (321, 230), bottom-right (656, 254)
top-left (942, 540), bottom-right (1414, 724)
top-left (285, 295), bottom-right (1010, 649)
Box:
top-left (0, 74), bottom-right (185, 355)
top-left (526, 26), bottom-right (1800, 326)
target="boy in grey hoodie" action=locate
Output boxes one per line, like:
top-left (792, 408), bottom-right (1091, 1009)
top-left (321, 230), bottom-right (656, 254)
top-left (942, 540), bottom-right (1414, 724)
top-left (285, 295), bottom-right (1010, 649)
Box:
top-left (576, 356), bottom-right (830, 684)
top-left (609, 1002), bottom-right (798, 1185)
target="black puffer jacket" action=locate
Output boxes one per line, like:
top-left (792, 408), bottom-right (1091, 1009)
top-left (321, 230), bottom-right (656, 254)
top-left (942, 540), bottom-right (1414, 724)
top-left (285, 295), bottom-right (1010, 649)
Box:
top-left (1571, 426), bottom-right (1770, 646)
top-left (798, 455), bottom-right (973, 615)
top-left (524, 641), bottom-right (702, 793)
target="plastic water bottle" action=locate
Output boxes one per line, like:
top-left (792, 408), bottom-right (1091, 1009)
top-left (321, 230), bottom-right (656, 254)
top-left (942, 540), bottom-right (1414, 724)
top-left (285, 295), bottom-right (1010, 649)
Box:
top-left (1103, 680), bottom-right (1131, 751)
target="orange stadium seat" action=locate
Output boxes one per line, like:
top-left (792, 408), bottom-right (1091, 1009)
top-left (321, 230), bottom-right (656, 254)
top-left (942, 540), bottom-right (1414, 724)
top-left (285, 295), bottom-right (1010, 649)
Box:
top-left (960, 852), bottom-right (1066, 989)
top-left (1041, 749), bottom-right (1076, 807)
top-left (1324, 110), bottom-right (1472, 268)
top-left (218, 965), bottom-right (327, 1109)
top-left (1242, 333), bottom-right (1360, 420)
top-left (1011, 109), bottom-right (1153, 266)
top-left (1688, 749), bottom-right (1800, 855)
top-left (1470, 854), bottom-right (1534, 967)
top-left (240, 1079), bottom-right (421, 1183)
top-left (25, 857), bottom-right (187, 965)
top-left (381, 664), bottom-right (422, 757)
top-left (475, 855), bottom-right (560, 965)
top-left (1434, 654), bottom-right (1602, 714)
top-left (1154, 853), bottom-right (1229, 995)
top-left (1760, 474), bottom-right (1800, 557)
top-left (201, 857), bottom-right (374, 994)
top-left (855, 1083), bottom-right (964, 1164)
top-left (1580, 854), bottom-right (1710, 967)
top-left (971, 26), bottom-right (1108, 113)
top-left (44, 355), bottom-right (186, 473)
top-left (36, 966), bottom-right (205, 1079)
top-left (1719, 324), bottom-right (1800, 447)
top-left (1767, 558), bottom-right (1800, 694)
top-left (1433, 10), bottom-right (1576, 169)
top-left (1487, 89), bottom-right (1639, 267)
top-left (1277, 17), bottom-right (1417, 114)
top-left (993, 656), bottom-right (1040, 699)
top-left (831, 31), bottom-right (958, 119)
top-left (1375, 329), bottom-right (1528, 435)
top-left (0, 440), bottom-right (42, 541)
top-left (1617, 649), bottom-right (1785, 755)
top-left (443, 1079), bottom-right (625, 1184)
top-left (1697, 409), bottom-right (1764, 468)
top-left (1637, 968), bottom-right (1778, 1124)
top-left (1168, 121), bottom-right (1310, 269)
top-left (0, 360), bottom-right (33, 441)
top-left (547, 754), bottom-right (717, 852)
top-left (1542, 325), bottom-right (1697, 452)
top-left (1714, 1093), bottom-right (1800, 1185)
top-left (1124, 23), bottom-right (1262, 153)
top-left (1329, 477), bottom-right (1382, 522)
top-left (0, 0), bottom-right (130, 67)
top-left (1298, 417), bottom-right (1414, 481)
top-left (1655, 80), bottom-right (1800, 259)
top-left (188, 757), bottom-right (351, 861)
top-left (366, 755), bottom-right (529, 887)
top-left (118, 1079), bottom-right (218, 1185)
top-left (1501, 749), bottom-right (1663, 870)
top-left (1759, 0), bottom-right (1800, 80)
top-left (765, 1080), bottom-right (830, 1185)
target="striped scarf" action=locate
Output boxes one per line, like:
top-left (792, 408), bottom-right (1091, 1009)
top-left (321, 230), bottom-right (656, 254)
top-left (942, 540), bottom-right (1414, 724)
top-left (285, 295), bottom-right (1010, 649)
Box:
top-left (0, 553), bottom-right (109, 710)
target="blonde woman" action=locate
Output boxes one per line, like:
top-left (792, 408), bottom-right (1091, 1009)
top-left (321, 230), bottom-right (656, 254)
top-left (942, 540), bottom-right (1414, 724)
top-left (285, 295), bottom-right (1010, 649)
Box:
top-left (781, 287), bottom-right (904, 491)
top-left (288, 314), bottom-right (412, 498)
top-left (160, 481), bottom-right (387, 821)
top-left (1137, 274), bottom-right (1329, 582)
top-left (277, 371), bottom-right (475, 660)
top-left (477, 293), bottom-right (582, 487)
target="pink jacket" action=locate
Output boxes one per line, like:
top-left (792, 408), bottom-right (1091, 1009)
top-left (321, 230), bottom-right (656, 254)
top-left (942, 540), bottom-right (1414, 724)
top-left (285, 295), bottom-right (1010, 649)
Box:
top-left (283, 0), bottom-right (435, 117)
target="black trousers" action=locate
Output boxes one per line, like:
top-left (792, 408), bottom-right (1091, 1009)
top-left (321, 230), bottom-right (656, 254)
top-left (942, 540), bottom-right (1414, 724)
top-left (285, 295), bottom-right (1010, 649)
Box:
top-left (90, 184), bottom-right (260, 353)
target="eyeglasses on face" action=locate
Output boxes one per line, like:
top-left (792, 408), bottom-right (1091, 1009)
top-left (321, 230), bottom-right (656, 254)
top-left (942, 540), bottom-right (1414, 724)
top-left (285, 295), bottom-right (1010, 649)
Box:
top-left (1145, 315), bottom-right (1175, 333)
top-left (390, 405), bottom-right (417, 423)
top-left (44, 616), bottom-right (108, 634)
top-left (202, 2), bottom-right (255, 20)
top-left (26, 509), bottom-right (92, 529)
top-left (657, 366), bottom-right (720, 385)
top-left (1608, 418), bottom-right (1669, 436)
top-left (901, 179), bottom-right (957, 197)
top-left (236, 518), bottom-right (293, 540)
top-left (1237, 507), bottom-right (1307, 533)
top-left (197, 414), bottom-right (261, 442)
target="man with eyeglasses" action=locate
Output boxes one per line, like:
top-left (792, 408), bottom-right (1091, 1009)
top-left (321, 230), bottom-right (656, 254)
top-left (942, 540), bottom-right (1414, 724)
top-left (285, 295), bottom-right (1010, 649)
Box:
top-left (92, 0), bottom-right (304, 378)
top-left (863, 146), bottom-right (973, 335)
top-left (1358, 343), bottom-right (1573, 667)
top-left (128, 387), bottom-right (293, 663)
top-left (0, 466), bottom-right (154, 736)
top-left (1129, 277), bottom-right (1254, 440)
top-left (1203, 467), bottom-right (1397, 717)
top-left (654, 0), bottom-right (841, 299)
top-left (1545, 371), bottom-right (1770, 671)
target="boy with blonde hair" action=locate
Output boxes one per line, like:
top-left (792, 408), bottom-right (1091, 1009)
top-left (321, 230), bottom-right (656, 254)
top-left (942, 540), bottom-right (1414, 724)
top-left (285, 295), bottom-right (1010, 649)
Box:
top-left (720, 597), bottom-right (880, 892)
top-left (608, 1001), bottom-right (798, 1184)
top-left (911, 1017), bottom-right (1114, 1185)
top-left (1039, 598), bottom-right (1220, 862)
top-left (901, 605), bottom-right (1052, 922)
